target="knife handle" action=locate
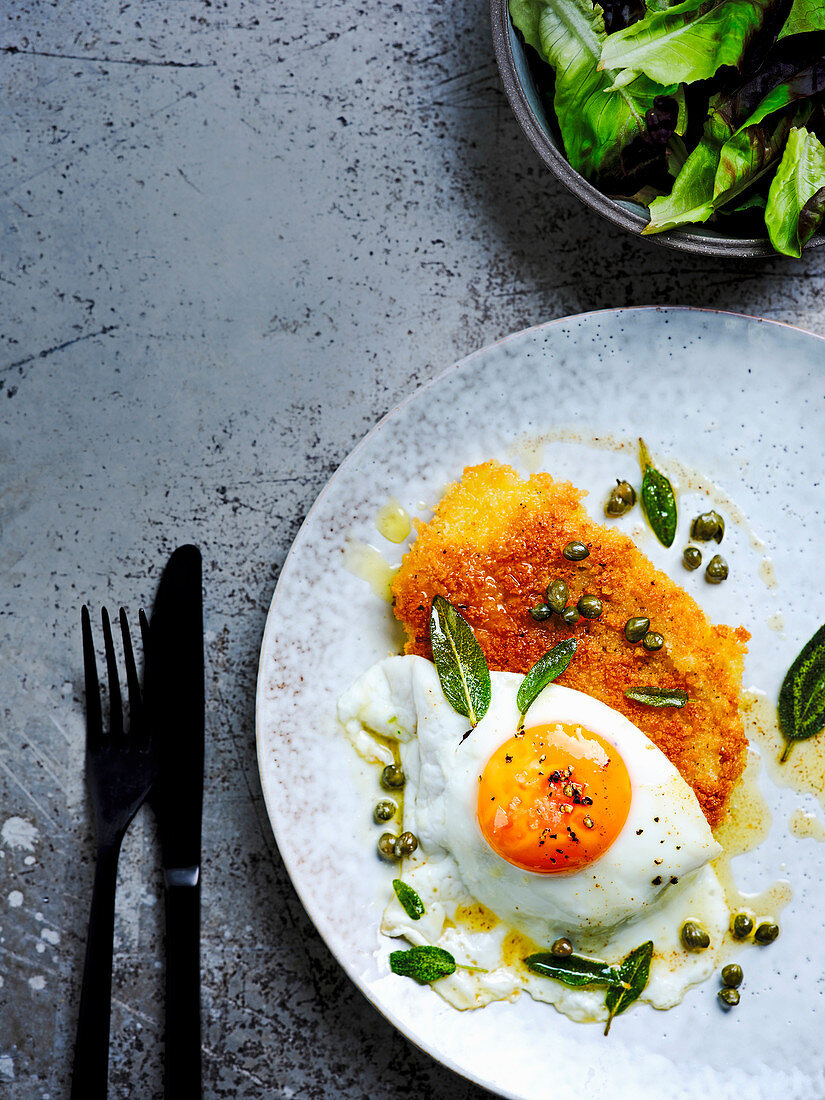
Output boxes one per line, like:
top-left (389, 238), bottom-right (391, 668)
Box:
top-left (164, 879), bottom-right (201, 1099)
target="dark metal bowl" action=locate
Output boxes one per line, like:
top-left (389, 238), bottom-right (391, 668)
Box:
top-left (490, 0), bottom-right (825, 260)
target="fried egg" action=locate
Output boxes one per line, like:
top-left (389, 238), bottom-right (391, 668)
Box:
top-left (339, 655), bottom-right (730, 1020)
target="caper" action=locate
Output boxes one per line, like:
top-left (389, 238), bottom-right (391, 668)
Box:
top-left (680, 920), bottom-right (710, 952)
top-left (642, 631), bottom-right (664, 652)
top-left (718, 987), bottom-right (740, 1008)
top-left (624, 616), bottom-right (650, 643)
top-left (563, 541), bottom-right (589, 562)
top-left (530, 602), bottom-right (552, 622)
top-left (394, 831), bottom-right (419, 858)
top-left (721, 963), bottom-right (743, 988)
top-left (682, 546), bottom-right (702, 571)
top-left (605, 480), bottom-right (637, 517)
top-left (731, 913), bottom-right (754, 940)
top-left (551, 937), bottom-right (573, 957)
top-left (380, 763), bottom-right (405, 790)
top-left (577, 594), bottom-right (603, 619)
top-left (373, 800), bottom-right (397, 823)
top-left (754, 921), bottom-right (779, 945)
top-left (377, 832), bottom-right (400, 861)
top-left (562, 606), bottom-right (580, 626)
top-left (705, 554), bottom-right (729, 584)
top-left (691, 510), bottom-right (725, 543)
top-left (546, 579), bottom-right (569, 614)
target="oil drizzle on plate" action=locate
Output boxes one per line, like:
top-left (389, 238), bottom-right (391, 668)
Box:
top-left (343, 538), bottom-right (396, 602)
top-left (375, 498), bottom-right (411, 543)
top-left (766, 611), bottom-right (784, 633)
top-left (788, 808), bottom-right (825, 842)
top-left (742, 688), bottom-right (825, 811)
top-left (712, 749), bottom-right (792, 961)
top-left (758, 558), bottom-right (778, 590)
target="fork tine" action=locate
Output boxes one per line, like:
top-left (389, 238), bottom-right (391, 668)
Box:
top-left (119, 607), bottom-right (142, 736)
top-left (81, 606), bottom-right (103, 750)
top-left (101, 607), bottom-right (123, 740)
top-left (138, 607), bottom-right (150, 658)
top-left (138, 608), bottom-right (152, 740)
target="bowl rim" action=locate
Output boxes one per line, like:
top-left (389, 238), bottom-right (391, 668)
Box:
top-left (489, 0), bottom-right (825, 260)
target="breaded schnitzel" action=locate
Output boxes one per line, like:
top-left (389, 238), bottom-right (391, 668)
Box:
top-left (391, 462), bottom-right (749, 829)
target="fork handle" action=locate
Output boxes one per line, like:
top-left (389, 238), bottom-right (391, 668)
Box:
top-left (71, 840), bottom-right (122, 1100)
top-left (163, 878), bottom-right (201, 1098)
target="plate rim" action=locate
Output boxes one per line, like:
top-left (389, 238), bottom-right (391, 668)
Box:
top-left (254, 305), bottom-right (825, 1097)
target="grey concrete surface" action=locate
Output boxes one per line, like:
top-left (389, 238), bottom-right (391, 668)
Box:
top-left (1, 1), bottom-right (824, 1097)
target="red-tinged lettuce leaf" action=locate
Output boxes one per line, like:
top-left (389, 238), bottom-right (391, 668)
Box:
top-left (712, 108), bottom-right (798, 202)
top-left (537, 0), bottom-right (675, 177)
top-left (779, 0), bottom-right (825, 39)
top-left (644, 111), bottom-right (728, 231)
top-left (766, 127), bottom-right (825, 256)
top-left (731, 61), bottom-right (825, 130)
top-left (600, 0), bottom-right (778, 86)
top-left (645, 83), bottom-right (812, 234)
top-left (799, 188), bottom-right (825, 241)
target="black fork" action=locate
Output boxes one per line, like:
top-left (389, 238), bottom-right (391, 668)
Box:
top-left (71, 606), bottom-right (156, 1100)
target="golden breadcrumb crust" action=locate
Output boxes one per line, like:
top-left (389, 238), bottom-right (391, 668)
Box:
top-left (391, 462), bottom-right (749, 829)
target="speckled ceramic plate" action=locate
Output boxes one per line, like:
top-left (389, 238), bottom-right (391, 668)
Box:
top-left (256, 307), bottom-right (825, 1100)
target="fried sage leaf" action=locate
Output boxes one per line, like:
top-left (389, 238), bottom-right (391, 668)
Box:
top-left (625, 687), bottom-right (688, 708)
top-left (777, 622), bottom-right (825, 763)
top-left (517, 639), bottom-right (577, 726)
top-left (392, 879), bottom-right (425, 921)
top-left (604, 940), bottom-right (654, 1035)
top-left (766, 127), bottom-right (825, 257)
top-left (639, 438), bottom-right (677, 547)
top-left (599, 0), bottom-right (775, 86)
top-left (389, 945), bottom-right (456, 984)
top-left (429, 595), bottom-right (491, 729)
top-left (524, 951), bottom-right (625, 990)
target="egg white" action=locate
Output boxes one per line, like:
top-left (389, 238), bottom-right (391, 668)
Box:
top-left (339, 655), bottom-right (730, 1018)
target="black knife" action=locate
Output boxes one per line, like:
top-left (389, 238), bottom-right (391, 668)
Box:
top-left (147, 545), bottom-right (204, 1099)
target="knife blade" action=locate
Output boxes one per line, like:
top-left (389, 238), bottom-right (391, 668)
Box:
top-left (148, 544), bottom-right (204, 1100)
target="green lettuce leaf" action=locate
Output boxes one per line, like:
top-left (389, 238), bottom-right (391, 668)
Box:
top-left (643, 110), bottom-right (728, 231)
top-left (766, 127), bottom-right (825, 257)
top-left (779, 0), bottom-right (825, 39)
top-left (600, 0), bottom-right (776, 86)
top-left (712, 109), bottom-right (797, 201)
top-left (509, 0), bottom-right (543, 53)
top-left (536, 0), bottom-right (672, 177)
top-left (645, 86), bottom-right (810, 234)
top-left (739, 62), bottom-right (825, 130)
top-left (728, 191), bottom-right (767, 213)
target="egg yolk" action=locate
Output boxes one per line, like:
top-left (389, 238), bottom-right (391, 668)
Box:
top-left (477, 722), bottom-right (631, 873)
